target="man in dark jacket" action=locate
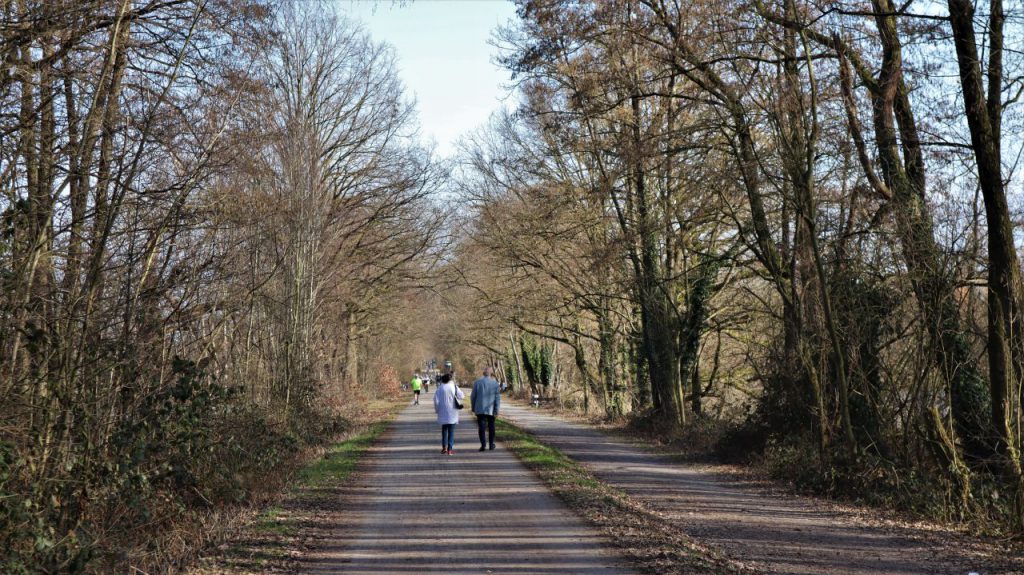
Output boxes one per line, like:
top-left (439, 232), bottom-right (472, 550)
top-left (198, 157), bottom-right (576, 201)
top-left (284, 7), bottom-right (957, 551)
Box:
top-left (471, 366), bottom-right (501, 451)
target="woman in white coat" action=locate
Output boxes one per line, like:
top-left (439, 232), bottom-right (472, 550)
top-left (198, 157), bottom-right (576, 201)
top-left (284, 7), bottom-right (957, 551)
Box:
top-left (433, 373), bottom-right (465, 455)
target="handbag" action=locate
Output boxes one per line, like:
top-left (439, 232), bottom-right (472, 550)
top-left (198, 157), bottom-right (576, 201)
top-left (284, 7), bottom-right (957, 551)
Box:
top-left (452, 386), bottom-right (464, 410)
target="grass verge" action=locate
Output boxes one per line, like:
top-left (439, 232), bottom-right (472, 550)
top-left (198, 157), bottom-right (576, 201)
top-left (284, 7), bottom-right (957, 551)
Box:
top-left (253, 419), bottom-right (392, 548)
top-left (295, 420), bottom-right (391, 489)
top-left (498, 419), bottom-right (752, 575)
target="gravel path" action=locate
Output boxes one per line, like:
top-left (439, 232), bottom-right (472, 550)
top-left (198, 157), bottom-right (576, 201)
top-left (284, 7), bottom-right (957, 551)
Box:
top-left (300, 391), bottom-right (634, 575)
top-left (502, 403), bottom-right (1015, 575)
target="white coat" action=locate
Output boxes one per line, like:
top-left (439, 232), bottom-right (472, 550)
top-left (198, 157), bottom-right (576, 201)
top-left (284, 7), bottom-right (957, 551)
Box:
top-left (433, 382), bottom-right (465, 425)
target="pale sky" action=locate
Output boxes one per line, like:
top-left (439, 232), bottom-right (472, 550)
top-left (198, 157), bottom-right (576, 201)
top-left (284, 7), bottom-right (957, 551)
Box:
top-left (335, 0), bottom-right (519, 158)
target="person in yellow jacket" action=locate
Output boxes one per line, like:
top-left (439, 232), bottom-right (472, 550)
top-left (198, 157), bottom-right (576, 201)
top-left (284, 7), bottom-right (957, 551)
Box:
top-left (410, 373), bottom-right (423, 405)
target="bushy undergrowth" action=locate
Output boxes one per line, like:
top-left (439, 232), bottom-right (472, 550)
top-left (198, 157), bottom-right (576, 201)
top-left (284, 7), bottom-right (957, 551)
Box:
top-left (628, 409), bottom-right (731, 461)
top-left (716, 412), bottom-right (1022, 537)
top-left (0, 359), bottom-right (347, 574)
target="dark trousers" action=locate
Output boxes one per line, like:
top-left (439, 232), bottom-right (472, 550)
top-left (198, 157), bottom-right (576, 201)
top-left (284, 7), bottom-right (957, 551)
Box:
top-left (477, 414), bottom-right (496, 447)
top-left (441, 423), bottom-right (455, 450)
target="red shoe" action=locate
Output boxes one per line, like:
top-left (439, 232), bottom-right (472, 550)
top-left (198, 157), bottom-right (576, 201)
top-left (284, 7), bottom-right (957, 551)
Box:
top-left (447, 449), bottom-right (454, 455)
top-left (441, 448), bottom-right (448, 454)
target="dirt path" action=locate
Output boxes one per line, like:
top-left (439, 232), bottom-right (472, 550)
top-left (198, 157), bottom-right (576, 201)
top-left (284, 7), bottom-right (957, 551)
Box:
top-left (503, 403), bottom-right (1019, 575)
top-left (299, 390), bottom-right (634, 575)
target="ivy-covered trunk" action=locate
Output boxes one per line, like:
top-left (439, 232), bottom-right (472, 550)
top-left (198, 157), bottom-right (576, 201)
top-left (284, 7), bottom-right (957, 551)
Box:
top-left (631, 93), bottom-right (684, 426)
top-left (678, 257), bottom-right (720, 419)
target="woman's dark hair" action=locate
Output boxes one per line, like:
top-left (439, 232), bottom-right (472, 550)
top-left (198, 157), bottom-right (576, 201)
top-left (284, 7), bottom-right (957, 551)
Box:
top-left (440, 373), bottom-right (452, 384)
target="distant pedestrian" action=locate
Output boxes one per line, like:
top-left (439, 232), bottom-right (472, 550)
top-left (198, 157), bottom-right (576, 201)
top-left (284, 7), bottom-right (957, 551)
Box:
top-left (410, 373), bottom-right (422, 405)
top-left (433, 373), bottom-right (464, 455)
top-left (471, 366), bottom-right (501, 451)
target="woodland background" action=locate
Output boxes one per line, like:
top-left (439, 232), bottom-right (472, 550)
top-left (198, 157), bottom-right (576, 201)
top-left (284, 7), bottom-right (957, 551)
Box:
top-left (2, 0), bottom-right (1024, 572)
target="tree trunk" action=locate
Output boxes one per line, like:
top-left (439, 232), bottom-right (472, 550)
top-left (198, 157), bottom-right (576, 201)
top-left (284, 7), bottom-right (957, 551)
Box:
top-left (344, 307), bottom-right (359, 389)
top-left (631, 93), bottom-right (683, 425)
top-left (947, 0), bottom-right (1022, 479)
top-left (844, 0), bottom-right (997, 465)
top-left (509, 331), bottom-right (526, 395)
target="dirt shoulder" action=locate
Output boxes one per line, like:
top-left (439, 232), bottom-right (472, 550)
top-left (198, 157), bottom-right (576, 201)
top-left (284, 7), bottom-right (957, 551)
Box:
top-left (502, 402), bottom-right (1024, 575)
